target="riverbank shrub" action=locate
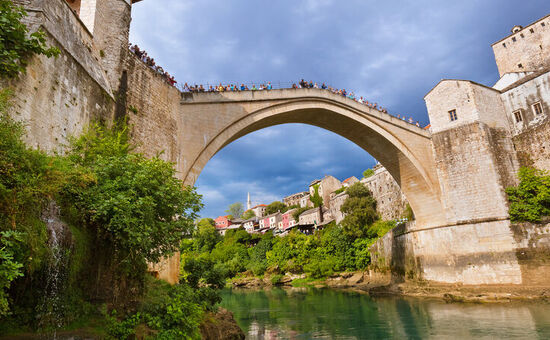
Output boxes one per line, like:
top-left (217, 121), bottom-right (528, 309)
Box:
top-left (340, 182), bottom-right (378, 238)
top-left (506, 167), bottom-right (550, 222)
top-left (0, 0), bottom-right (60, 78)
top-left (182, 219), bottom-right (394, 282)
top-left (61, 122), bottom-right (202, 275)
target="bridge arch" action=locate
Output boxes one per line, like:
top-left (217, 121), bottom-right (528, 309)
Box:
top-left (179, 89), bottom-right (446, 228)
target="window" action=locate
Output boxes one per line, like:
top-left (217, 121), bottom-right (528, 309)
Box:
top-left (502, 43), bottom-right (506, 48)
top-left (513, 110), bottom-right (523, 123)
top-left (542, 22), bottom-right (546, 27)
top-left (532, 102), bottom-right (544, 115)
top-left (530, 28), bottom-right (535, 33)
top-left (512, 37), bottom-right (517, 42)
top-left (518, 63), bottom-right (523, 69)
top-left (449, 109), bottom-right (458, 122)
top-left (520, 33), bottom-right (525, 38)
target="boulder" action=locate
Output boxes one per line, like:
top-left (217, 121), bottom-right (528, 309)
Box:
top-left (347, 272), bottom-right (364, 285)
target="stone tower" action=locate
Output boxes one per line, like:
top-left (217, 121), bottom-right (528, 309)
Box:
top-left (247, 192), bottom-right (252, 210)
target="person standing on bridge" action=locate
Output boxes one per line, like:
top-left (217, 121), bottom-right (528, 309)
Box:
top-left (267, 82), bottom-right (272, 90)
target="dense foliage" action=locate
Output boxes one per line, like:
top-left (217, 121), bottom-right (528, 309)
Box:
top-left (310, 184), bottom-right (323, 207)
top-left (340, 182), bottom-right (379, 238)
top-left (0, 0), bottom-right (60, 78)
top-left (0, 231), bottom-right (23, 317)
top-left (183, 220), bottom-right (394, 280)
top-left (362, 169), bottom-right (374, 178)
top-left (506, 167), bottom-right (550, 222)
top-left (265, 201), bottom-right (286, 215)
top-left (0, 91), bottom-right (208, 337)
top-left (0, 90), bottom-right (60, 318)
top-left (225, 202), bottom-right (243, 219)
top-left (241, 209), bottom-right (255, 220)
top-left (61, 123), bottom-right (202, 272)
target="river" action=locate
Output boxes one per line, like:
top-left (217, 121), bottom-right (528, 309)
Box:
top-left (220, 287), bottom-right (550, 339)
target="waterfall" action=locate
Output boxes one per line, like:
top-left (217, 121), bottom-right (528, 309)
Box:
top-left (38, 201), bottom-right (71, 334)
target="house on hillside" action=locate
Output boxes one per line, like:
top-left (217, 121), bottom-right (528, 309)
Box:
top-left (259, 212), bottom-right (282, 230)
top-left (214, 215), bottom-right (232, 229)
top-left (309, 175), bottom-right (342, 209)
top-left (251, 204), bottom-right (267, 218)
top-left (280, 209), bottom-right (298, 232)
top-left (342, 176), bottom-right (359, 187)
top-left (283, 191), bottom-right (310, 207)
top-left (243, 217), bottom-right (260, 233)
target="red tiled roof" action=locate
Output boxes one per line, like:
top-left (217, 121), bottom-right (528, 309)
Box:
top-left (343, 177), bottom-right (354, 183)
top-left (423, 124), bottom-right (431, 130)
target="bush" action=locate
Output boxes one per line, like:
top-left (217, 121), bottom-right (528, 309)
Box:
top-left (0, 231), bottom-right (24, 317)
top-left (0, 0), bottom-right (60, 78)
top-left (61, 123), bottom-right (203, 272)
top-left (506, 167), bottom-right (550, 222)
top-left (270, 274), bottom-right (284, 285)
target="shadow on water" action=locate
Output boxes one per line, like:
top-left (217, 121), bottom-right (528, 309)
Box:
top-left (220, 287), bottom-right (550, 339)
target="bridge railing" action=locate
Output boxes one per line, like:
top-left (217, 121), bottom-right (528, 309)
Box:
top-left (177, 81), bottom-right (429, 130)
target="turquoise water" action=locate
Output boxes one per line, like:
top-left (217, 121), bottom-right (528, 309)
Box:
top-left (220, 288), bottom-right (550, 339)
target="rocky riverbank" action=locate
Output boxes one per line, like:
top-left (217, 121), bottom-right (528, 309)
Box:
top-left (200, 308), bottom-right (245, 340)
top-left (230, 270), bottom-right (550, 303)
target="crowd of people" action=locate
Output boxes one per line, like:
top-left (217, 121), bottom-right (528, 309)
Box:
top-left (128, 44), bottom-right (422, 127)
top-left (181, 78), bottom-right (422, 127)
top-left (129, 44), bottom-right (177, 86)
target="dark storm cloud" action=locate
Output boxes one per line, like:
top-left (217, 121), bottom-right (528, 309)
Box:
top-left (129, 0), bottom-right (550, 218)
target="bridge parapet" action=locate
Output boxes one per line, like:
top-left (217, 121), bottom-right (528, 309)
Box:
top-left (180, 88), bottom-right (430, 137)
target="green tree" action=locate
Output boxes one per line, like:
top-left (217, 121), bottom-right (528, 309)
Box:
top-left (61, 123), bottom-right (203, 271)
top-left (194, 218), bottom-right (220, 252)
top-left (0, 231), bottom-right (24, 317)
top-left (340, 183), bottom-right (378, 238)
top-left (0, 0), bottom-right (60, 78)
top-left (310, 184), bottom-right (323, 207)
top-left (225, 202), bottom-right (244, 220)
top-left (506, 167), bottom-right (550, 222)
top-left (242, 209), bottom-right (255, 219)
top-left (362, 169), bottom-right (375, 179)
top-left (266, 201), bottom-right (286, 215)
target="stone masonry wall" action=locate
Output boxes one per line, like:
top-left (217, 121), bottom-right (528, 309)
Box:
top-left (370, 220), bottom-right (522, 284)
top-left (123, 53), bottom-right (182, 167)
top-left (371, 219), bottom-right (550, 285)
top-left (431, 122), bottom-right (513, 224)
top-left (361, 165), bottom-right (408, 221)
top-left (2, 0), bottom-right (114, 152)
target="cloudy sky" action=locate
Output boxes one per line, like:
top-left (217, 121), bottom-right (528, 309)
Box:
top-left (129, 0), bottom-right (550, 218)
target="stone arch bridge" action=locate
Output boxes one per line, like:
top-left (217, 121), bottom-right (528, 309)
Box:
top-left (178, 88), bottom-right (444, 228)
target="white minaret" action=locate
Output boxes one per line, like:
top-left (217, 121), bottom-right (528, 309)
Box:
top-left (247, 192), bottom-right (251, 210)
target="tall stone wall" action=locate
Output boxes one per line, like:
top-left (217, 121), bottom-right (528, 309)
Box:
top-left (2, 0), bottom-right (114, 152)
top-left (361, 165), bottom-right (408, 221)
top-left (122, 53), bottom-right (183, 170)
top-left (370, 219), bottom-right (550, 285)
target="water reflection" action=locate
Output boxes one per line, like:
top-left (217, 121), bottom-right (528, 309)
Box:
top-left (220, 288), bottom-right (550, 339)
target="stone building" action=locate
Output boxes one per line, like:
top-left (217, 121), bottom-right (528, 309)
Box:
top-left (342, 176), bottom-right (359, 187)
top-left (309, 175), bottom-right (342, 209)
top-left (328, 191), bottom-right (349, 224)
top-left (283, 191), bottom-right (309, 207)
top-left (251, 204), bottom-right (267, 218)
top-left (298, 207), bottom-right (322, 226)
top-left (361, 164), bottom-right (409, 221)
